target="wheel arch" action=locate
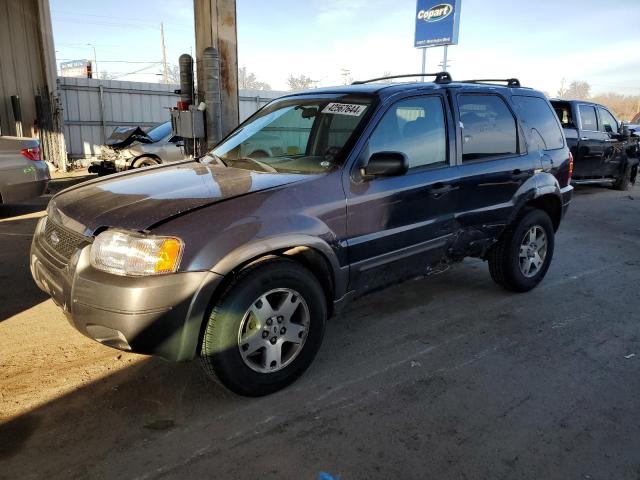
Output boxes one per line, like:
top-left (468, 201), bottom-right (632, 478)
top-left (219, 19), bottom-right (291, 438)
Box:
top-left (526, 193), bottom-right (562, 231)
top-left (210, 234), bottom-right (347, 314)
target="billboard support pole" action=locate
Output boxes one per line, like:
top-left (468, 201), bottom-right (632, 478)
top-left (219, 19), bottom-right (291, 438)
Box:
top-left (421, 48), bottom-right (427, 80)
top-left (443, 45), bottom-right (448, 71)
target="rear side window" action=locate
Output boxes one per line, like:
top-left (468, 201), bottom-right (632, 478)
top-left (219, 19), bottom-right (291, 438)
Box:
top-left (578, 105), bottom-right (598, 131)
top-left (598, 108), bottom-right (618, 133)
top-left (368, 96), bottom-right (447, 170)
top-left (551, 102), bottom-right (574, 128)
top-left (513, 96), bottom-right (564, 150)
top-left (458, 94), bottom-right (518, 161)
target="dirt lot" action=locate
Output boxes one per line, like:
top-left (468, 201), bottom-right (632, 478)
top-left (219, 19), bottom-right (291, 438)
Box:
top-left (1, 180), bottom-right (639, 479)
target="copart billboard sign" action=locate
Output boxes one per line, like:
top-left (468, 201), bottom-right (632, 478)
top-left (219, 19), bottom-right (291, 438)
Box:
top-left (414, 0), bottom-right (461, 48)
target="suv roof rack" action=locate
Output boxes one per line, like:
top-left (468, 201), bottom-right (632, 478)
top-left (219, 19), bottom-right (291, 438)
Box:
top-left (352, 71), bottom-right (452, 85)
top-left (461, 78), bottom-right (521, 88)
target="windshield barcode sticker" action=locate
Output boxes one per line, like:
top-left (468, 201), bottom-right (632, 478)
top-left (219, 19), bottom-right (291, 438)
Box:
top-left (322, 103), bottom-right (367, 116)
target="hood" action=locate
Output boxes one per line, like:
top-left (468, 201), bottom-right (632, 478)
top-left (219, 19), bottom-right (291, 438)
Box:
top-left (48, 161), bottom-right (310, 235)
top-left (105, 126), bottom-right (152, 149)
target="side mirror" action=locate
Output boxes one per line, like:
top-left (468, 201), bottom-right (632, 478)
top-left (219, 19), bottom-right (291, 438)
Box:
top-left (361, 151), bottom-right (409, 179)
top-left (619, 124), bottom-right (631, 140)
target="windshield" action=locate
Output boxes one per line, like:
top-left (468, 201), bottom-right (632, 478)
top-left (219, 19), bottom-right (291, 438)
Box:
top-left (208, 96), bottom-right (373, 174)
top-left (146, 122), bottom-right (172, 142)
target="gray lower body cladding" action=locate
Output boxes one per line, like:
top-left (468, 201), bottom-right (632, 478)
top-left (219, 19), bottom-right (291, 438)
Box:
top-left (30, 221), bottom-right (222, 361)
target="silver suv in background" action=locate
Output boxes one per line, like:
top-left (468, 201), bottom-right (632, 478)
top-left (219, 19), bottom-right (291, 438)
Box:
top-left (0, 136), bottom-right (50, 203)
top-left (89, 121), bottom-right (188, 174)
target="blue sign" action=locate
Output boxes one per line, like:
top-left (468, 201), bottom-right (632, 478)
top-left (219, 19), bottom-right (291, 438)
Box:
top-left (414, 0), bottom-right (461, 48)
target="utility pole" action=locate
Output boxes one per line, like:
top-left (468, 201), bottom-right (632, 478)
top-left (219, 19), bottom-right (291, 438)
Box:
top-left (193, 0), bottom-right (239, 137)
top-left (87, 43), bottom-right (98, 78)
top-left (160, 22), bottom-right (169, 84)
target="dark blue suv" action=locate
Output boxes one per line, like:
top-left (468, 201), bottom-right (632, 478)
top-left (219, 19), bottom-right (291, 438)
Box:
top-left (31, 73), bottom-right (573, 396)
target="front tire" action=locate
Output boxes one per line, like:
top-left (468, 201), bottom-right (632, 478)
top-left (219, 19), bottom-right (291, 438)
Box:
top-left (200, 258), bottom-right (327, 396)
top-left (133, 157), bottom-right (160, 168)
top-left (488, 209), bottom-right (555, 292)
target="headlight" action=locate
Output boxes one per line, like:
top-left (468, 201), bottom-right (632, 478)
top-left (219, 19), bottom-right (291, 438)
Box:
top-left (90, 230), bottom-right (183, 277)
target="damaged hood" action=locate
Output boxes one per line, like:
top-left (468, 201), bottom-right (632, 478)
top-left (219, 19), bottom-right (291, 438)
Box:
top-left (48, 161), bottom-right (309, 235)
top-left (105, 126), bottom-right (153, 149)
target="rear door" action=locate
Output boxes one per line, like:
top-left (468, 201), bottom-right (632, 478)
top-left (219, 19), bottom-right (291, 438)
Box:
top-left (344, 92), bottom-right (459, 294)
top-left (575, 104), bottom-right (605, 177)
top-left (597, 107), bottom-right (624, 178)
top-left (454, 91), bottom-right (536, 233)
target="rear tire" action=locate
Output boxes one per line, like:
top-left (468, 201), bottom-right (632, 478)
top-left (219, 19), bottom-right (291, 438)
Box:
top-left (200, 258), bottom-right (327, 396)
top-left (613, 162), bottom-right (637, 191)
top-left (488, 209), bottom-right (555, 292)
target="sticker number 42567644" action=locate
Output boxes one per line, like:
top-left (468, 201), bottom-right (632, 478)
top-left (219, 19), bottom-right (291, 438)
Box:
top-left (321, 103), bottom-right (367, 116)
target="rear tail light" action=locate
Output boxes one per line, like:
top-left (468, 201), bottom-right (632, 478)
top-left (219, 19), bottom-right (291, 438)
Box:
top-left (568, 152), bottom-right (574, 182)
top-left (21, 146), bottom-right (41, 161)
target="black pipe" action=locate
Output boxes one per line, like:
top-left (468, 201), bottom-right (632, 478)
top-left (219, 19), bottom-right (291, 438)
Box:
top-left (178, 54), bottom-right (194, 106)
top-left (11, 95), bottom-right (22, 122)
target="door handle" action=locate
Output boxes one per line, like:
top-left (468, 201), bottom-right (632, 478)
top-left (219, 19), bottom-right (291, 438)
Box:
top-left (580, 136), bottom-right (589, 141)
top-left (430, 183), bottom-right (457, 198)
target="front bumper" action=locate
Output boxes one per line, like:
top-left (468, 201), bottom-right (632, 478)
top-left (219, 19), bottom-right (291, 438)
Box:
top-left (30, 218), bottom-right (222, 361)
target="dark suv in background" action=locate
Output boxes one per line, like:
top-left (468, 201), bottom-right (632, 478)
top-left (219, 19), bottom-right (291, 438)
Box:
top-left (551, 99), bottom-right (638, 190)
top-left (31, 73), bottom-right (573, 396)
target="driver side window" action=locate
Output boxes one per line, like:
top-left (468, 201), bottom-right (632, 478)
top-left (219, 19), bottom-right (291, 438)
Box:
top-left (598, 108), bottom-right (618, 134)
top-left (368, 96), bottom-right (447, 170)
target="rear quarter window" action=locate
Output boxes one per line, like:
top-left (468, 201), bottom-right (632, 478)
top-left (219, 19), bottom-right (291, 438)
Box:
top-left (513, 96), bottom-right (564, 150)
top-left (458, 94), bottom-right (518, 162)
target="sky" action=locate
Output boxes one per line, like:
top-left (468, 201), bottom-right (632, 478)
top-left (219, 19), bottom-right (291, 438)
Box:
top-left (50, 0), bottom-right (640, 96)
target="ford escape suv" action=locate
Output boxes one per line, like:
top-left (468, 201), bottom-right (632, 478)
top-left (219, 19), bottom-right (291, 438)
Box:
top-left (31, 73), bottom-right (573, 396)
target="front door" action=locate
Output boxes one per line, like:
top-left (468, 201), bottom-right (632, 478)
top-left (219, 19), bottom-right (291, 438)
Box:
top-left (344, 93), bottom-right (459, 294)
top-left (576, 104), bottom-right (606, 178)
top-left (597, 107), bottom-right (625, 178)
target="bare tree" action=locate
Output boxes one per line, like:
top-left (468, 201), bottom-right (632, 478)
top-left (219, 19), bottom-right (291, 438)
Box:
top-left (556, 78), bottom-right (568, 99)
top-left (557, 79), bottom-right (591, 100)
top-left (286, 74), bottom-right (317, 92)
top-left (239, 66), bottom-right (271, 90)
top-left (166, 64), bottom-right (180, 84)
top-left (590, 92), bottom-right (640, 121)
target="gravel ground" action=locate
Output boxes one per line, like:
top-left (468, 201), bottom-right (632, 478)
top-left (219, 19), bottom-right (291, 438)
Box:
top-left (0, 181), bottom-right (639, 480)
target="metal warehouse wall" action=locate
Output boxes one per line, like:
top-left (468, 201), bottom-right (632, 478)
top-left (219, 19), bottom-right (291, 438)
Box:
top-left (0, 0), bottom-right (46, 137)
top-left (59, 77), bottom-right (286, 159)
top-left (0, 0), bottom-right (67, 169)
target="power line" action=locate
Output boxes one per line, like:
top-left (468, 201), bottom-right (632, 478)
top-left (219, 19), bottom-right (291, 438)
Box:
top-left (57, 59), bottom-right (163, 64)
top-left (111, 64), bottom-right (160, 80)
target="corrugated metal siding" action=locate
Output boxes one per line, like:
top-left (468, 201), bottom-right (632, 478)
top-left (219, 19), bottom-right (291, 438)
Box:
top-left (0, 0), bottom-right (45, 137)
top-left (238, 89), bottom-right (286, 122)
top-left (59, 77), bottom-right (179, 158)
top-left (60, 79), bottom-right (288, 158)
